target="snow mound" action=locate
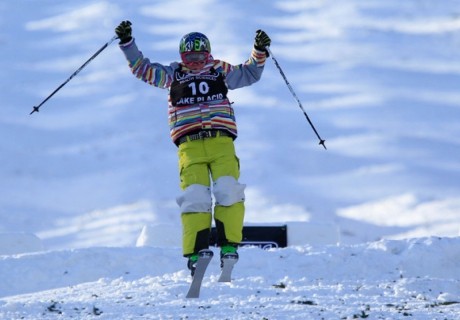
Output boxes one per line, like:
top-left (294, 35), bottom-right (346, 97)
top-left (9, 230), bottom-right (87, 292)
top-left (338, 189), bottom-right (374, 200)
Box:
top-left (1, 237), bottom-right (459, 319)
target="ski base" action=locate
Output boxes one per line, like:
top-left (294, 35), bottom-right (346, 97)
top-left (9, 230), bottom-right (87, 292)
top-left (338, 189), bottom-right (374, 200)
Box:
top-left (186, 249), bottom-right (213, 298)
top-left (218, 253), bottom-right (238, 283)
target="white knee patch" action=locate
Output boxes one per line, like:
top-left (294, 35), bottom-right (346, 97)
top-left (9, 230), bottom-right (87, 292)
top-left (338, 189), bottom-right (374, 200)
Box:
top-left (176, 184), bottom-right (212, 213)
top-left (213, 176), bottom-right (246, 206)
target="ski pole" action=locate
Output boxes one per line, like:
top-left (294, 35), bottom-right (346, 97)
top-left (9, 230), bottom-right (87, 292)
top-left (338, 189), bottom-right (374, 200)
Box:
top-left (266, 47), bottom-right (327, 150)
top-left (30, 35), bottom-right (119, 115)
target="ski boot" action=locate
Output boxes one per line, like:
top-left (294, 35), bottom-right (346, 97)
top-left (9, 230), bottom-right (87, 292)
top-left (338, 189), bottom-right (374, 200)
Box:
top-left (218, 244), bottom-right (239, 282)
top-left (187, 249), bottom-right (214, 277)
top-left (220, 244), bottom-right (239, 268)
top-left (187, 253), bottom-right (199, 277)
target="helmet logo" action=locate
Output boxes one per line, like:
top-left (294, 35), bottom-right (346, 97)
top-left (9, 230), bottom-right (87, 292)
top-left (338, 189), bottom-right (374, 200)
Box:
top-left (194, 38), bottom-right (205, 51)
top-left (180, 32), bottom-right (210, 53)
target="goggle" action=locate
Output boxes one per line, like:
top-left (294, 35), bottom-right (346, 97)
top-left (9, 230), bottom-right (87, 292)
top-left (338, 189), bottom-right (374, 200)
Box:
top-left (181, 51), bottom-right (209, 63)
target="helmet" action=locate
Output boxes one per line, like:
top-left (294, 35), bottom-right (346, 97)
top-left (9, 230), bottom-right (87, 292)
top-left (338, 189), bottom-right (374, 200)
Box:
top-left (179, 32), bottom-right (211, 54)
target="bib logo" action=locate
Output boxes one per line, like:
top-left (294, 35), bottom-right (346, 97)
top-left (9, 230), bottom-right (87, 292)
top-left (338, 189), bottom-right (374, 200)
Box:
top-left (174, 72), bottom-right (219, 83)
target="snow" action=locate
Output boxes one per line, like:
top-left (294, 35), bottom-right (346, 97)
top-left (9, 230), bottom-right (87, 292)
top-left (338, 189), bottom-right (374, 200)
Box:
top-left (1, 0), bottom-right (460, 319)
top-left (1, 237), bottom-right (460, 319)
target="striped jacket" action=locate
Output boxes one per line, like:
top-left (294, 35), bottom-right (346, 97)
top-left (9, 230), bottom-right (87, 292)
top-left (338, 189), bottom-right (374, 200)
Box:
top-left (119, 38), bottom-right (266, 144)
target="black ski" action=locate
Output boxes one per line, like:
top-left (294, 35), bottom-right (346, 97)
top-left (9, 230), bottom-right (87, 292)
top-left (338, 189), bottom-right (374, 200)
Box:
top-left (186, 249), bottom-right (214, 298)
top-left (218, 253), bottom-right (238, 283)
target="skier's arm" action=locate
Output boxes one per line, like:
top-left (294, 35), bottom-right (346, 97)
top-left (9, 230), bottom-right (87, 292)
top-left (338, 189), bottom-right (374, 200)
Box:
top-left (225, 30), bottom-right (271, 90)
top-left (224, 48), bottom-right (267, 89)
top-left (119, 39), bottom-right (176, 89)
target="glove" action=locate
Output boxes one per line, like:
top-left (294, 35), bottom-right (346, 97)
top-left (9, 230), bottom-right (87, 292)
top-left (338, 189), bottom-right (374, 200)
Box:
top-left (254, 29), bottom-right (271, 53)
top-left (115, 20), bottom-right (132, 44)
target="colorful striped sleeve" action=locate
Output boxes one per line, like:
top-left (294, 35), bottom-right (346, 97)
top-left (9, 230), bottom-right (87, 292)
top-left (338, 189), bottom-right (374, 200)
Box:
top-left (120, 39), bottom-right (174, 89)
top-left (222, 48), bottom-right (266, 90)
top-left (250, 48), bottom-right (267, 67)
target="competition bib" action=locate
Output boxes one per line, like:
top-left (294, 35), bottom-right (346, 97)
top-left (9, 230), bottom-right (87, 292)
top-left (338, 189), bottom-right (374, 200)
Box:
top-left (170, 68), bottom-right (228, 106)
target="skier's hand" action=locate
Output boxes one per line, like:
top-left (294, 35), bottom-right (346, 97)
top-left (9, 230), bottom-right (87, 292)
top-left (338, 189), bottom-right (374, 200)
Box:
top-left (254, 30), bottom-right (271, 52)
top-left (115, 20), bottom-right (132, 44)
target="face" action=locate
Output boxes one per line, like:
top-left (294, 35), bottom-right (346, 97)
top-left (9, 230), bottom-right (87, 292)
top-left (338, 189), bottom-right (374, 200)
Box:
top-left (181, 51), bottom-right (209, 70)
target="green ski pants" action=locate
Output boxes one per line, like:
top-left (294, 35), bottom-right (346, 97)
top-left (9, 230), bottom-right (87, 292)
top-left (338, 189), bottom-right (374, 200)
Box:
top-left (177, 134), bottom-right (245, 256)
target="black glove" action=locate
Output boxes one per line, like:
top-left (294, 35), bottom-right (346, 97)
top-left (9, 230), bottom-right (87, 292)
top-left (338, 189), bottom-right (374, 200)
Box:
top-left (115, 20), bottom-right (132, 44)
top-left (254, 29), bottom-right (271, 54)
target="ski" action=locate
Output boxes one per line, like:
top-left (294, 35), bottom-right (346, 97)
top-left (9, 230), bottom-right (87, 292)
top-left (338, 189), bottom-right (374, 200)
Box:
top-left (218, 253), bottom-right (238, 283)
top-left (186, 249), bottom-right (214, 298)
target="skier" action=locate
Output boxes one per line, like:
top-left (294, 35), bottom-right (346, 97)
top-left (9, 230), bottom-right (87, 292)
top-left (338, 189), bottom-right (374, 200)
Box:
top-left (115, 21), bottom-right (271, 276)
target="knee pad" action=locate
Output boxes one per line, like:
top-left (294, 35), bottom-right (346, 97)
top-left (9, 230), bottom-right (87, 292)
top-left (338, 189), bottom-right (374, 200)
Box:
top-left (176, 184), bottom-right (212, 213)
top-left (213, 176), bottom-right (246, 206)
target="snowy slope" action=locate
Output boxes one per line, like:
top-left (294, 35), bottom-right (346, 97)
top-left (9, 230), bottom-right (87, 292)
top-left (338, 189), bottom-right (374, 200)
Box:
top-left (1, 237), bottom-right (460, 319)
top-left (1, 0), bottom-right (460, 319)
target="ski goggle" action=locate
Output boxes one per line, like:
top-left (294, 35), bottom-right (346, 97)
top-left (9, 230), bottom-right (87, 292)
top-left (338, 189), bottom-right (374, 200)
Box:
top-left (181, 51), bottom-right (209, 63)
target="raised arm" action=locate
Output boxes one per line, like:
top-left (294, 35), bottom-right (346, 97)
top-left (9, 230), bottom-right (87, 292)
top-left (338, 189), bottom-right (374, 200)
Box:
top-left (115, 21), bottom-right (176, 89)
top-left (225, 30), bottom-right (271, 90)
